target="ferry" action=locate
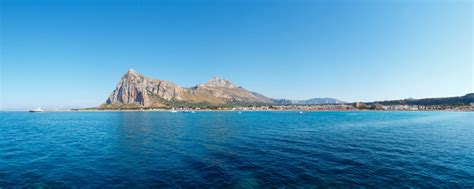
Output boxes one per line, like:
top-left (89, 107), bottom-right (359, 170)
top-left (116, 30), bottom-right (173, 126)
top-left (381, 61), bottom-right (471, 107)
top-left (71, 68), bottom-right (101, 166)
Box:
top-left (29, 108), bottom-right (44, 113)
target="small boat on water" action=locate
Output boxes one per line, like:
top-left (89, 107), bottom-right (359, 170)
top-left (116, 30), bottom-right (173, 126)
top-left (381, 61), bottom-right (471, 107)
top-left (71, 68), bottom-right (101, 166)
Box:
top-left (170, 110), bottom-right (178, 113)
top-left (299, 111), bottom-right (303, 114)
top-left (29, 108), bottom-right (43, 112)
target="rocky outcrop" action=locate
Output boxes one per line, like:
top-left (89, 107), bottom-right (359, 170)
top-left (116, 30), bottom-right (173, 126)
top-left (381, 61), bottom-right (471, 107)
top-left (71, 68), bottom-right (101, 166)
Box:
top-left (105, 69), bottom-right (185, 107)
top-left (193, 77), bottom-right (273, 104)
top-left (199, 77), bottom-right (236, 88)
top-left (103, 69), bottom-right (273, 108)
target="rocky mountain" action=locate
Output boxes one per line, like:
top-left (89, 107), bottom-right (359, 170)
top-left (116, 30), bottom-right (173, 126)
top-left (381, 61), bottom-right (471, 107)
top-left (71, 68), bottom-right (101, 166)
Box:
top-left (272, 98), bottom-right (346, 105)
top-left (101, 69), bottom-right (274, 108)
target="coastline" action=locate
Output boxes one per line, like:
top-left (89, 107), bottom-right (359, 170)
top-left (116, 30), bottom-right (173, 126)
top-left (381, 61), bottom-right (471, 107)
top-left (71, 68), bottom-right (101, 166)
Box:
top-left (11, 109), bottom-right (473, 113)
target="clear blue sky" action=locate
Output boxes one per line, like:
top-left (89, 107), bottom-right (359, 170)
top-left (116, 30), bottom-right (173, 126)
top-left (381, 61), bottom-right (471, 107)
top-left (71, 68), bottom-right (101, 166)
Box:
top-left (1, 0), bottom-right (472, 110)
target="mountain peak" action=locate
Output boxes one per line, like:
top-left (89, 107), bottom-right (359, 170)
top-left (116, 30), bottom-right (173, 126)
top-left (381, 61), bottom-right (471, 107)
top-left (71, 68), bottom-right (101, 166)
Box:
top-left (201, 76), bottom-right (236, 88)
top-left (211, 76), bottom-right (222, 80)
top-left (127, 69), bottom-right (137, 74)
top-left (122, 69), bottom-right (142, 79)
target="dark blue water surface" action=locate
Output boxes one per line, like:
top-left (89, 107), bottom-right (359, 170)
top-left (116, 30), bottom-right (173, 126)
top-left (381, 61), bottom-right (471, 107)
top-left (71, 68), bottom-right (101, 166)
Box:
top-left (0, 111), bottom-right (473, 188)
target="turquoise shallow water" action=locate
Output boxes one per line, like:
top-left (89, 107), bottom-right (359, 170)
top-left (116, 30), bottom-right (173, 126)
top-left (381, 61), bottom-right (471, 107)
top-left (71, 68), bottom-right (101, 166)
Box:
top-left (0, 111), bottom-right (473, 188)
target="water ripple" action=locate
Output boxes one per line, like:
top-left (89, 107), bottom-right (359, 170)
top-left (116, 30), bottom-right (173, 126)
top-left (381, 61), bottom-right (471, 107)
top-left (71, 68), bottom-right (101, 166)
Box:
top-left (0, 111), bottom-right (473, 188)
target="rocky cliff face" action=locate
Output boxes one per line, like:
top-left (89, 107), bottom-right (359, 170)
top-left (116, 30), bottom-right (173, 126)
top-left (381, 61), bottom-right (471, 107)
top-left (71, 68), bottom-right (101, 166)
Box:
top-left (103, 70), bottom-right (273, 108)
top-left (105, 69), bottom-right (185, 107)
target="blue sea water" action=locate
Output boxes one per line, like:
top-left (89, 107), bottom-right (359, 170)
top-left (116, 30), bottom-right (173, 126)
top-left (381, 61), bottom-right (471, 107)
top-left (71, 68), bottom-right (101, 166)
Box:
top-left (0, 111), bottom-right (473, 188)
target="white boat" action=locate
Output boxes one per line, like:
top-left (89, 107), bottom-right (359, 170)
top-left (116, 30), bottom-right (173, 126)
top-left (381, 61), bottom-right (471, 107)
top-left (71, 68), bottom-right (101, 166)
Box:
top-left (191, 111), bottom-right (196, 114)
top-left (299, 111), bottom-right (303, 114)
top-left (29, 108), bottom-right (43, 112)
